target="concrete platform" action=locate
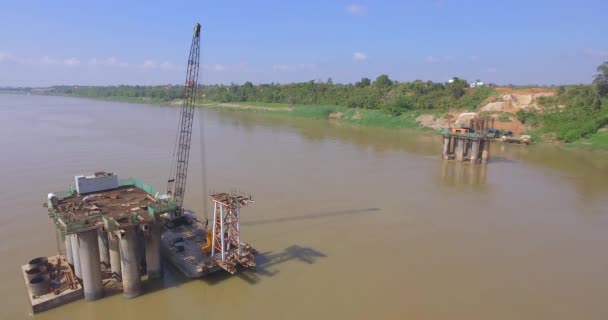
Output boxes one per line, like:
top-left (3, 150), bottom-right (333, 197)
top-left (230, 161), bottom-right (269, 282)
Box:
top-left (21, 255), bottom-right (83, 314)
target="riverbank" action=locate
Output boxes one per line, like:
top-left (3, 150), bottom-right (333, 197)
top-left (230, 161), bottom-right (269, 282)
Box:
top-left (34, 93), bottom-right (608, 151)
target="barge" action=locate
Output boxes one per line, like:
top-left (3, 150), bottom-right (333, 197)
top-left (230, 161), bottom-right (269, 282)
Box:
top-left (22, 172), bottom-right (256, 313)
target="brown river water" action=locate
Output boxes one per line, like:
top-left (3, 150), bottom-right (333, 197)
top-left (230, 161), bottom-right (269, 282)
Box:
top-left (1, 94), bottom-right (608, 319)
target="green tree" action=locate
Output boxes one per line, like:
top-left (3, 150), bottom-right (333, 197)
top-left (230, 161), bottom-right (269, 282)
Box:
top-left (355, 77), bottom-right (371, 88)
top-left (593, 61), bottom-right (608, 97)
top-left (374, 74), bottom-right (393, 88)
top-left (446, 77), bottom-right (468, 99)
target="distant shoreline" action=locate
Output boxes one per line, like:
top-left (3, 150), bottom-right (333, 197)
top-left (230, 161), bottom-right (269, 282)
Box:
top-left (16, 93), bottom-right (608, 152)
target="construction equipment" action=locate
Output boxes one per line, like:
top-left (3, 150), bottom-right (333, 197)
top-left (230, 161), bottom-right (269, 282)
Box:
top-left (167, 23), bottom-right (201, 217)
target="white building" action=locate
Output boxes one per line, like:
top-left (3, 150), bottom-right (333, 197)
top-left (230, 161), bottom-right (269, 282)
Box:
top-left (470, 80), bottom-right (484, 88)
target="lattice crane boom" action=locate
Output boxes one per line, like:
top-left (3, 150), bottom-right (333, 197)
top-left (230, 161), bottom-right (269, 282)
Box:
top-left (167, 23), bottom-right (201, 216)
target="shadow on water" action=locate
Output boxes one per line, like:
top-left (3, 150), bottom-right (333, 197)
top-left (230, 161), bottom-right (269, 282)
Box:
top-left (112, 243), bottom-right (327, 290)
top-left (203, 245), bottom-right (327, 286)
top-left (242, 208), bottom-right (380, 227)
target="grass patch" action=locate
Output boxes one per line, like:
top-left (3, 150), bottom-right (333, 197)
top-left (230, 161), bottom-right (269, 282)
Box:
top-left (498, 113), bottom-right (511, 122)
top-left (522, 129), bottom-right (542, 143)
top-left (227, 101), bottom-right (291, 108)
top-left (278, 104), bottom-right (420, 129)
top-left (568, 131), bottom-right (608, 150)
top-left (288, 105), bottom-right (341, 119)
top-left (341, 109), bottom-right (420, 129)
top-left (459, 86), bottom-right (496, 110)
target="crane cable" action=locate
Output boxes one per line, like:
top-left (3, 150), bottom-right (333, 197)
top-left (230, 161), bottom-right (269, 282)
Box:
top-left (167, 103), bottom-right (182, 194)
top-left (198, 30), bottom-right (208, 221)
top-left (198, 106), bottom-right (208, 220)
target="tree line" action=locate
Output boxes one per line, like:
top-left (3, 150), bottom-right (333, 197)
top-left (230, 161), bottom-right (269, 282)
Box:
top-left (51, 75), bottom-right (493, 116)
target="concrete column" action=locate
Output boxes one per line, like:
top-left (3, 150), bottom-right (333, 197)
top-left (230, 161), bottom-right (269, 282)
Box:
top-left (145, 224), bottom-right (162, 279)
top-left (137, 229), bottom-right (146, 271)
top-left (70, 234), bottom-right (82, 279)
top-left (470, 140), bottom-right (480, 164)
top-left (118, 228), bottom-right (142, 299)
top-left (442, 136), bottom-right (450, 159)
top-left (456, 138), bottom-right (465, 161)
top-left (78, 229), bottom-right (104, 301)
top-left (98, 229), bottom-right (110, 269)
top-left (64, 234), bottom-right (74, 266)
top-left (481, 140), bottom-right (490, 164)
top-left (108, 231), bottom-right (121, 280)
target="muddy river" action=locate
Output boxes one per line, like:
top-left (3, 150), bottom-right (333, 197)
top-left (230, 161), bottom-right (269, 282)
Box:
top-left (1, 94), bottom-right (608, 319)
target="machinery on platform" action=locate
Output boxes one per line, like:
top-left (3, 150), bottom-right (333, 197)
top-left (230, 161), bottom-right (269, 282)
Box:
top-left (160, 23), bottom-right (257, 277)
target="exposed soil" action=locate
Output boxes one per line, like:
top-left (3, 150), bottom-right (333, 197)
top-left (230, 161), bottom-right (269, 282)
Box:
top-left (328, 112), bottom-right (344, 120)
top-left (417, 87), bottom-right (554, 134)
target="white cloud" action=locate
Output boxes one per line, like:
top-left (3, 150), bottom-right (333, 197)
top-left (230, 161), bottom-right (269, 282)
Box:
top-left (0, 53), bottom-right (83, 66)
top-left (346, 4), bottom-right (367, 16)
top-left (424, 55), bottom-right (453, 64)
top-left (141, 59), bottom-right (157, 69)
top-left (201, 64), bottom-right (228, 72)
top-left (159, 61), bottom-right (178, 71)
top-left (40, 56), bottom-right (60, 65)
top-left (353, 52), bottom-right (367, 61)
top-left (584, 49), bottom-right (608, 58)
top-left (272, 64), bottom-right (290, 72)
top-left (63, 58), bottom-right (80, 66)
top-left (425, 56), bottom-right (440, 63)
top-left (272, 63), bottom-right (316, 72)
top-left (88, 57), bottom-right (128, 67)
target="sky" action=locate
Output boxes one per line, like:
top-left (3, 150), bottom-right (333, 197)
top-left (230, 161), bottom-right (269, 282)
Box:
top-left (1, 0), bottom-right (607, 87)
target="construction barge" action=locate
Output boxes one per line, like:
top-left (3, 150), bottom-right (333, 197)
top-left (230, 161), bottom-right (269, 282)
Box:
top-left (22, 172), bottom-right (256, 313)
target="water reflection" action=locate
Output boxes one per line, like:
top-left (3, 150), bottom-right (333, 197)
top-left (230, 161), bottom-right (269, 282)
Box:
top-left (438, 160), bottom-right (488, 191)
top-left (211, 109), bottom-right (608, 201)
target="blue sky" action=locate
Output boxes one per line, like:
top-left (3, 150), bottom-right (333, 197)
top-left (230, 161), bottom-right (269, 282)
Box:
top-left (1, 0), bottom-right (607, 86)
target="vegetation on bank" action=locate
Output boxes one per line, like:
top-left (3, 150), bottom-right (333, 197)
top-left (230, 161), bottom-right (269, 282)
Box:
top-left (47, 75), bottom-right (495, 116)
top-left (6, 61), bottom-right (608, 149)
top-left (516, 61), bottom-right (608, 144)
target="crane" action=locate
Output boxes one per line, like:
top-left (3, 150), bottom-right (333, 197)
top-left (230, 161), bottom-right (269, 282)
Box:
top-left (167, 23), bottom-right (201, 217)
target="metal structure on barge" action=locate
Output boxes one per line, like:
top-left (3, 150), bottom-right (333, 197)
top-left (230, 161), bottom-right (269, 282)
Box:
top-left (21, 22), bottom-right (258, 314)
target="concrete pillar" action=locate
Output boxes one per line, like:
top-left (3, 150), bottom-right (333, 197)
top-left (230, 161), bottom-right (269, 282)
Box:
top-left (456, 138), bottom-right (465, 161)
top-left (449, 136), bottom-right (455, 154)
top-left (64, 234), bottom-right (74, 266)
top-left (481, 140), bottom-right (490, 164)
top-left (98, 229), bottom-right (110, 269)
top-left (145, 224), bottom-right (162, 279)
top-left (70, 234), bottom-right (82, 279)
top-left (108, 231), bottom-right (121, 280)
top-left (78, 229), bottom-right (104, 301)
top-left (118, 228), bottom-right (142, 298)
top-left (136, 229), bottom-right (146, 271)
top-left (442, 136), bottom-right (450, 159)
top-left (470, 140), bottom-right (480, 164)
